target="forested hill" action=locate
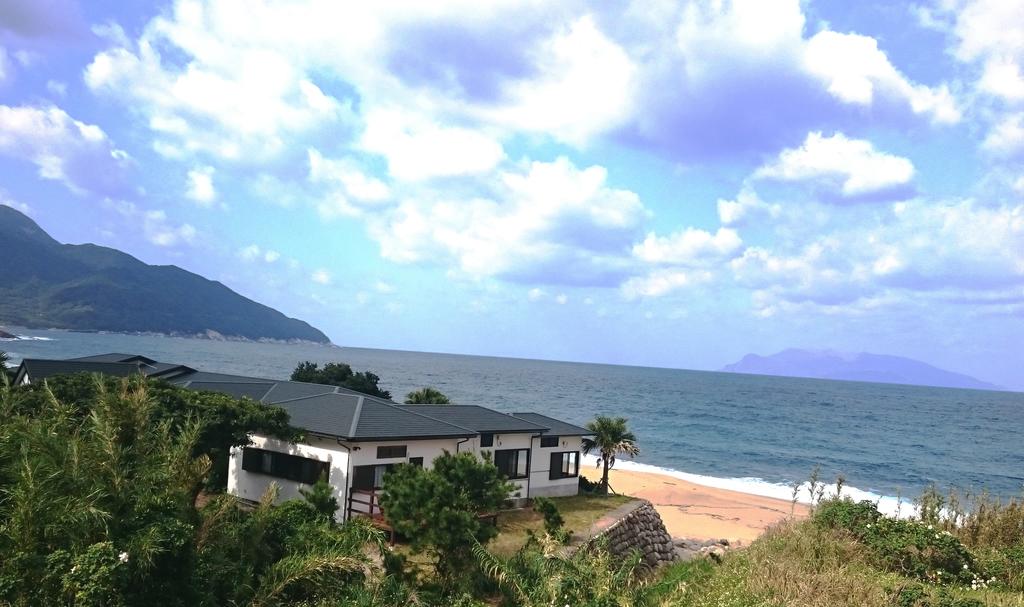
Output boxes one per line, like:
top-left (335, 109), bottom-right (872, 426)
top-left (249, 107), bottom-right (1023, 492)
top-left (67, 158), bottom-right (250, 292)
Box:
top-left (0, 206), bottom-right (330, 343)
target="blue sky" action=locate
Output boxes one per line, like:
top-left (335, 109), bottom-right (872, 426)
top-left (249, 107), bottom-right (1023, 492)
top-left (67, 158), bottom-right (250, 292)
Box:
top-left (1, 0), bottom-right (1022, 388)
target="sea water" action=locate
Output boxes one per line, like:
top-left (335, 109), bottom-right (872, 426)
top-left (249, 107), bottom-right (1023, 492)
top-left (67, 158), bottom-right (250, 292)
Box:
top-left (4, 328), bottom-right (1022, 512)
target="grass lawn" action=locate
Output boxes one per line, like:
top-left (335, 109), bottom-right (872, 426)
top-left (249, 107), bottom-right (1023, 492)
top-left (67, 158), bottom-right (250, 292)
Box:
top-left (488, 494), bottom-right (635, 555)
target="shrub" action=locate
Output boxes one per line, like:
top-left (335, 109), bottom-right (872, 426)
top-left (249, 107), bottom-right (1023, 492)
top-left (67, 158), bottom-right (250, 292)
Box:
top-left (378, 452), bottom-right (513, 586)
top-left (862, 518), bottom-right (975, 585)
top-left (531, 497), bottom-right (571, 544)
top-left (814, 498), bottom-right (883, 535)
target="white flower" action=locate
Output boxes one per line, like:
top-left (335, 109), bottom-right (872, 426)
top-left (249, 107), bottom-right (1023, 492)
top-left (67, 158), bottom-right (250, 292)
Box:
top-left (118, 551), bottom-right (129, 563)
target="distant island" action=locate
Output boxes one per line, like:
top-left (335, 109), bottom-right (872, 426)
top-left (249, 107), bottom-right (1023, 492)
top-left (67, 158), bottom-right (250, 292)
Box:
top-left (0, 206), bottom-right (330, 343)
top-left (720, 348), bottom-right (1000, 391)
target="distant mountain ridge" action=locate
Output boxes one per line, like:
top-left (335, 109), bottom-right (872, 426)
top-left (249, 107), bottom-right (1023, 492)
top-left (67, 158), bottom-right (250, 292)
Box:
top-left (0, 206), bottom-right (329, 343)
top-left (720, 348), bottom-right (1000, 391)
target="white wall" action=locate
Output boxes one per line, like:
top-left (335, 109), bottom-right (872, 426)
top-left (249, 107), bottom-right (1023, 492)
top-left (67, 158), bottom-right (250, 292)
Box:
top-left (227, 434), bottom-right (348, 521)
top-left (528, 435), bottom-right (583, 498)
top-left (227, 432), bottom-right (584, 522)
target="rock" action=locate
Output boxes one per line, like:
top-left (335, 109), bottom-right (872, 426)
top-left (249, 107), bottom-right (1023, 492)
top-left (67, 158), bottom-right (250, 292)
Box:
top-left (719, 538), bottom-right (730, 546)
top-left (0, 329), bottom-right (18, 339)
top-left (700, 545), bottom-right (727, 563)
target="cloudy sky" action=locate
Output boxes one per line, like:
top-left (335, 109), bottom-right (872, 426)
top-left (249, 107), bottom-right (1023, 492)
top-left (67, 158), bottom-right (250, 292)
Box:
top-left (1, 0), bottom-right (1022, 388)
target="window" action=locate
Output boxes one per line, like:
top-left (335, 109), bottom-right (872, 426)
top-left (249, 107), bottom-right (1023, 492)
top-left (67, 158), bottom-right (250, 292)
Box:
top-left (549, 451), bottom-right (579, 480)
top-left (540, 435), bottom-right (559, 448)
top-left (408, 457), bottom-right (424, 468)
top-left (352, 464), bottom-right (395, 490)
top-left (494, 448), bottom-right (529, 479)
top-left (479, 433), bottom-right (494, 447)
top-left (377, 445), bottom-right (408, 459)
top-left (241, 447), bottom-right (328, 485)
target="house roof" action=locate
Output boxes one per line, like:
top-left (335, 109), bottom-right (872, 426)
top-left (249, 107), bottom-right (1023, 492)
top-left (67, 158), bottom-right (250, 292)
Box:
top-left (396, 404), bottom-right (549, 434)
top-left (18, 352), bottom-right (589, 443)
top-left (512, 412), bottom-right (593, 436)
top-left (14, 359), bottom-right (146, 384)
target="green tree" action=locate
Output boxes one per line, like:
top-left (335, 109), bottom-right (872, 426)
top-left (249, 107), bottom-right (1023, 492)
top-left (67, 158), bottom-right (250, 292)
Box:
top-left (404, 387), bottom-right (451, 404)
top-left (581, 416), bottom-right (639, 495)
top-left (0, 374), bottom-right (387, 607)
top-left (378, 452), bottom-right (512, 585)
top-left (300, 476), bottom-right (340, 522)
top-left (11, 373), bottom-right (299, 491)
top-left (290, 361), bottom-right (392, 399)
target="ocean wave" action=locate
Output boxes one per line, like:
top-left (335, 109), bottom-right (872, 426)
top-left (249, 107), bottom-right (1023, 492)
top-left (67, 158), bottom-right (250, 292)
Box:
top-left (0, 335), bottom-right (54, 341)
top-left (581, 454), bottom-right (914, 518)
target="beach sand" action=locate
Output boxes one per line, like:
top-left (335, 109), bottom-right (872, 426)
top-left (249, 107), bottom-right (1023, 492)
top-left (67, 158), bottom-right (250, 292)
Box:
top-left (582, 466), bottom-right (808, 546)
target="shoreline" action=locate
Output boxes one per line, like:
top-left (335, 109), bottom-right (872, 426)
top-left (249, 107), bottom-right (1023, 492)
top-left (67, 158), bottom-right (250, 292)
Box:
top-left (581, 462), bottom-right (807, 545)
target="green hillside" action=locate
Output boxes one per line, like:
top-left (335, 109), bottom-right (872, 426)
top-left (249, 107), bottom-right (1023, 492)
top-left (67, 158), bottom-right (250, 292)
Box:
top-left (0, 206), bottom-right (329, 343)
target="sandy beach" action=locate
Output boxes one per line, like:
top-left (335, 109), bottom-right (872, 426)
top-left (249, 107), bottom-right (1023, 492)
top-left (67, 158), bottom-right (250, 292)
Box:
top-left (582, 466), bottom-right (808, 545)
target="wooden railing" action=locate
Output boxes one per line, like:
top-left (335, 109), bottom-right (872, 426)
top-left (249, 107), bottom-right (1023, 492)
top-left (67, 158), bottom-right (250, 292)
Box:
top-left (347, 487), bottom-right (384, 519)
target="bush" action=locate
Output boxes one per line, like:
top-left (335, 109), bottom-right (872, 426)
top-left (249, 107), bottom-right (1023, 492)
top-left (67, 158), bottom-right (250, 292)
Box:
top-left (531, 497), bottom-right (571, 544)
top-left (814, 498), bottom-right (883, 534)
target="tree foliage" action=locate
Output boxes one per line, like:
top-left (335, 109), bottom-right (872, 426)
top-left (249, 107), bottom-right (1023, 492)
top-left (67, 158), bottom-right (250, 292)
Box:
top-left (290, 361), bottom-right (392, 399)
top-left (404, 387), bottom-right (451, 404)
top-left (581, 416), bottom-right (639, 495)
top-left (378, 452), bottom-right (513, 584)
top-left (10, 372), bottom-right (299, 490)
top-left (0, 374), bottom-right (388, 606)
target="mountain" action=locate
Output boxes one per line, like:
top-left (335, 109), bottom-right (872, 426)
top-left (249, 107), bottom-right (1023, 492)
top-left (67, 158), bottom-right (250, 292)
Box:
top-left (0, 206), bottom-right (330, 343)
top-left (720, 348), bottom-right (1000, 391)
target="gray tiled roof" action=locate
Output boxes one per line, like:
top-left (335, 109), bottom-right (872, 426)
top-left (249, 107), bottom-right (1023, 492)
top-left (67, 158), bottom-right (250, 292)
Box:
top-left (512, 412), bottom-right (593, 436)
top-left (398, 404), bottom-right (549, 433)
top-left (17, 359), bottom-right (145, 382)
top-left (22, 352), bottom-right (583, 443)
top-left (186, 381), bottom-right (277, 401)
top-left (68, 353), bottom-right (158, 364)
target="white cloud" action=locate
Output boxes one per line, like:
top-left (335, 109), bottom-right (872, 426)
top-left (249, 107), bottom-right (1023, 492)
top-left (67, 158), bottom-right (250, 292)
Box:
top-left (555, 293), bottom-right (568, 304)
top-left (621, 269), bottom-right (713, 299)
top-left (45, 79), bottom-right (67, 97)
top-left (949, 0), bottom-right (1024, 102)
top-left (728, 199), bottom-right (1024, 314)
top-left (0, 103), bottom-right (132, 196)
top-left (755, 132), bottom-right (915, 199)
top-left (527, 287), bottom-right (544, 301)
top-left (186, 165), bottom-right (216, 205)
top-left (716, 188), bottom-right (781, 226)
top-left (0, 48), bottom-right (9, 84)
top-left (311, 269), bottom-right (332, 285)
top-left (307, 148), bottom-right (392, 218)
top-left (370, 157), bottom-right (647, 285)
top-left (481, 15), bottom-right (636, 145)
top-left (982, 113), bottom-right (1024, 157)
top-left (632, 227), bottom-right (742, 265)
top-left (0, 191), bottom-right (31, 215)
top-left (143, 209), bottom-right (196, 247)
top-left (84, 7), bottom-right (348, 161)
top-left (374, 280), bottom-right (395, 293)
top-left (803, 31), bottom-right (960, 124)
top-left (360, 109), bottom-right (504, 181)
top-left (238, 244), bottom-right (282, 263)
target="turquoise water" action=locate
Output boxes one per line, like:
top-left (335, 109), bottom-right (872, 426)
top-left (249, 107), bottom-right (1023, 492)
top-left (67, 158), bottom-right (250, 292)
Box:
top-left (4, 329), bottom-right (1022, 506)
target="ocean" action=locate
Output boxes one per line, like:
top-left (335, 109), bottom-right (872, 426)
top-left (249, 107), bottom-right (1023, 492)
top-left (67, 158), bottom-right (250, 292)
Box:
top-left (4, 328), bottom-right (1022, 512)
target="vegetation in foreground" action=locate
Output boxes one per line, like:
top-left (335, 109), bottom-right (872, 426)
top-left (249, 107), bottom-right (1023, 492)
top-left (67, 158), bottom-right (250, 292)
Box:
top-left (0, 365), bottom-right (1020, 606)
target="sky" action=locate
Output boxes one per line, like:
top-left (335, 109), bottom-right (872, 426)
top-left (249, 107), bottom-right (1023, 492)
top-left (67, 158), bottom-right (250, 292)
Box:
top-left (1, 0), bottom-right (1022, 389)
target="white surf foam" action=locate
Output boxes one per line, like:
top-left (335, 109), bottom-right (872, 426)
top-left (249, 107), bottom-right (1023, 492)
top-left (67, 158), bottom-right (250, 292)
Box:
top-left (581, 454), bottom-right (914, 518)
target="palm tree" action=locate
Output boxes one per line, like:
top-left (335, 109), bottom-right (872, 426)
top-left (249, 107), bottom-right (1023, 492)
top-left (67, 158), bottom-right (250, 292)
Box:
top-left (404, 386), bottom-right (451, 404)
top-left (582, 416), bottom-right (639, 495)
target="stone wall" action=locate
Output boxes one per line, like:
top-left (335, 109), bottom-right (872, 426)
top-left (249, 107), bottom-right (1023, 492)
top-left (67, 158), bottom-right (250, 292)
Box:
top-left (575, 499), bottom-right (677, 570)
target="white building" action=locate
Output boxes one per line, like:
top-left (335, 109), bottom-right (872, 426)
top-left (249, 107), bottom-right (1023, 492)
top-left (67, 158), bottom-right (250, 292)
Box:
top-left (15, 353), bottom-right (592, 523)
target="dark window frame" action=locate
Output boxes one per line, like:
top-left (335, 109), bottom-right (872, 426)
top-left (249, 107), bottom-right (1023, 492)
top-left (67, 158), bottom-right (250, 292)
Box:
top-left (351, 463), bottom-right (396, 490)
top-left (494, 448), bottom-right (530, 480)
top-left (549, 451), bottom-right (580, 480)
top-left (539, 435), bottom-right (559, 448)
top-left (408, 457), bottom-right (424, 468)
top-left (377, 445), bottom-right (408, 459)
top-left (241, 447), bottom-right (329, 485)
top-left (479, 433), bottom-right (494, 447)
